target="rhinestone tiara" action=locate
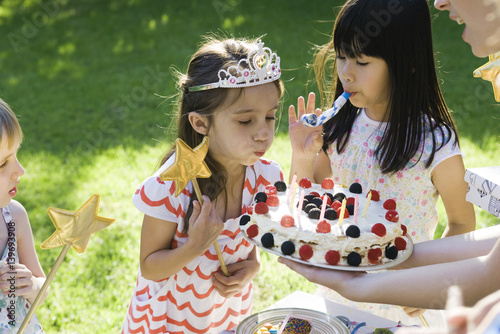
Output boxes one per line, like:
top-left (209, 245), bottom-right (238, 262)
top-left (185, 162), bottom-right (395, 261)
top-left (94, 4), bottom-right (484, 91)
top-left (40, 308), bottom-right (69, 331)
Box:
top-left (188, 39), bottom-right (281, 92)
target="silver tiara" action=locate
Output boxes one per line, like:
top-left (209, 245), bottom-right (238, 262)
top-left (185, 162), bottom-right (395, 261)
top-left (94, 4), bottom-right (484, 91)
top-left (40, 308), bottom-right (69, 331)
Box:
top-left (189, 40), bottom-right (281, 92)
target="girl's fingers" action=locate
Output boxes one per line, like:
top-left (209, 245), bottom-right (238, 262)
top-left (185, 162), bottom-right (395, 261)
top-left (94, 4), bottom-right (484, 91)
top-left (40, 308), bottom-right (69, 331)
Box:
top-left (0, 266), bottom-right (29, 282)
top-left (288, 104), bottom-right (297, 123)
top-left (0, 276), bottom-right (31, 291)
top-left (208, 203), bottom-right (224, 233)
top-left (199, 196), bottom-right (212, 215)
top-left (306, 92), bottom-right (316, 113)
top-left (5, 284), bottom-right (34, 298)
top-left (297, 96), bottom-right (306, 118)
top-left (291, 93), bottom-right (318, 124)
top-left (0, 263), bottom-right (24, 276)
top-left (188, 200), bottom-right (202, 228)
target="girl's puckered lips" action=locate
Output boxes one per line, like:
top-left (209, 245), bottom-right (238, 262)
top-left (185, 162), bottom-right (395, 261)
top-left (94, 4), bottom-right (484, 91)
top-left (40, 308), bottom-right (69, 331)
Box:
top-left (8, 186), bottom-right (17, 197)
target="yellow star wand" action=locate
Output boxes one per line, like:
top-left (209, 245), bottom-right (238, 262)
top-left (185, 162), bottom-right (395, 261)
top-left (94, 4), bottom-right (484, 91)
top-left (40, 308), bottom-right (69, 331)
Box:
top-left (18, 194), bottom-right (115, 334)
top-left (474, 51), bottom-right (500, 102)
top-left (159, 137), bottom-right (229, 277)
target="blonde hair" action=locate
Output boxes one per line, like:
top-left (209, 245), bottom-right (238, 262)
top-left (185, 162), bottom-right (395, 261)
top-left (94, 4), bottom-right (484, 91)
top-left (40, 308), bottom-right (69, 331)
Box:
top-left (0, 98), bottom-right (23, 148)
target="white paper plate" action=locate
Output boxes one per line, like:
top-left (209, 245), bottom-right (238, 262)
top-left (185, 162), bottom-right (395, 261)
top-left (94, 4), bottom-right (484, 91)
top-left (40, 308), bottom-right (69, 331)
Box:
top-left (236, 308), bottom-right (349, 334)
top-left (242, 232), bottom-right (413, 271)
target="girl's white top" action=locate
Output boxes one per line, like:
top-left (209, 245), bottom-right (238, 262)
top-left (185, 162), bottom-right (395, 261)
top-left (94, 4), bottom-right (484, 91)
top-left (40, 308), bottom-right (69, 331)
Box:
top-left (326, 109), bottom-right (461, 243)
top-left (319, 108), bottom-right (459, 327)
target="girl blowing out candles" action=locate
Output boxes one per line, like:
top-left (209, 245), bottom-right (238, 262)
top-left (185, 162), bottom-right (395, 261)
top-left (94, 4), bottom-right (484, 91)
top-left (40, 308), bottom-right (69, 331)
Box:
top-left (122, 36), bottom-right (285, 334)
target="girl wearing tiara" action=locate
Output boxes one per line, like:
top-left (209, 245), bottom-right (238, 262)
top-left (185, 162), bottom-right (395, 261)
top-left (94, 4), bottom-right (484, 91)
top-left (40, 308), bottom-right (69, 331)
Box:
top-left (287, 0), bottom-right (475, 326)
top-left (122, 36), bottom-right (284, 334)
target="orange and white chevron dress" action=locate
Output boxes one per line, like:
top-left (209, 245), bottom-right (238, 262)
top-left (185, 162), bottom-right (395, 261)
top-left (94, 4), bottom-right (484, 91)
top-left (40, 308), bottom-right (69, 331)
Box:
top-left (122, 156), bottom-right (284, 334)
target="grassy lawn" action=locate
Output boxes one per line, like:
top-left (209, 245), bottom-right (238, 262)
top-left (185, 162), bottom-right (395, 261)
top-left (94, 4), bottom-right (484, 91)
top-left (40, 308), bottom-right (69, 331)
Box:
top-left (0, 0), bottom-right (498, 332)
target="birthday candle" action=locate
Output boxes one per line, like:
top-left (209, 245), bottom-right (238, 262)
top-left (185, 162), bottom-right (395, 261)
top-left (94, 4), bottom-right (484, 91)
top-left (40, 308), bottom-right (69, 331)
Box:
top-left (296, 189), bottom-right (305, 229)
top-left (338, 198), bottom-right (347, 224)
top-left (354, 195), bottom-right (359, 224)
top-left (362, 191), bottom-right (372, 218)
top-left (289, 183), bottom-right (298, 210)
top-left (287, 174), bottom-right (297, 202)
top-left (319, 194), bottom-right (328, 221)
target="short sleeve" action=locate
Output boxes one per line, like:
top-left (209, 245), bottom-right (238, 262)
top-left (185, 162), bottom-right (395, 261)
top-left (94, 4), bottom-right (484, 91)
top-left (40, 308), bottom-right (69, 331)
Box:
top-left (132, 155), bottom-right (191, 227)
top-left (429, 126), bottom-right (462, 173)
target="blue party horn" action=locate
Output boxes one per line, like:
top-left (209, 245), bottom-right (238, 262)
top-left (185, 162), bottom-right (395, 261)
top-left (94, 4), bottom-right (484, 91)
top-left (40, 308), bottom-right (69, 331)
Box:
top-left (300, 92), bottom-right (351, 127)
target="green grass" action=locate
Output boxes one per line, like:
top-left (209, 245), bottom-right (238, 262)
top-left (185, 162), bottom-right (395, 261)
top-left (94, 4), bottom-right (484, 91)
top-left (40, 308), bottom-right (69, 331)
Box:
top-left (0, 0), bottom-right (498, 332)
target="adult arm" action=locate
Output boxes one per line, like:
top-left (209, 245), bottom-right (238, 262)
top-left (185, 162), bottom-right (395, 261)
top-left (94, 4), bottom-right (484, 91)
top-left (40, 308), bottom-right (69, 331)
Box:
top-left (396, 225), bottom-right (500, 269)
top-left (279, 235), bottom-right (500, 308)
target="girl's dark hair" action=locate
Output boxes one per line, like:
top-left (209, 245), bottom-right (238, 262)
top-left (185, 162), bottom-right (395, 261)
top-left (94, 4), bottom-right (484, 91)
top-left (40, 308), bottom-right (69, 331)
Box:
top-left (314, 0), bottom-right (458, 174)
top-left (161, 36), bottom-right (283, 231)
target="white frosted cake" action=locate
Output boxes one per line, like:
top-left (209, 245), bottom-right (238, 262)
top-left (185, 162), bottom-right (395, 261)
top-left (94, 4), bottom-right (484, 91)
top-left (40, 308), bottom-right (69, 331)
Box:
top-left (240, 178), bottom-right (409, 267)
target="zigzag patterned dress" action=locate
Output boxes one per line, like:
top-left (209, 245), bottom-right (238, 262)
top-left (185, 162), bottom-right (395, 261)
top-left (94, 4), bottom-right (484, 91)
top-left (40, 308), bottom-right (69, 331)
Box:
top-left (122, 156), bottom-right (283, 334)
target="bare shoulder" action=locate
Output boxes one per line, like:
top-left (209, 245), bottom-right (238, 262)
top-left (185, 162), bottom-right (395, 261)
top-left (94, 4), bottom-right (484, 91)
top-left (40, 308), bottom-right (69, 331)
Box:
top-left (7, 200), bottom-right (31, 232)
top-left (8, 200), bottom-right (28, 219)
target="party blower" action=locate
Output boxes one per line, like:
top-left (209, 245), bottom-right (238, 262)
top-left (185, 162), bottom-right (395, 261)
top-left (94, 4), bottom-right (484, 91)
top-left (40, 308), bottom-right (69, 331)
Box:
top-left (300, 92), bottom-right (351, 127)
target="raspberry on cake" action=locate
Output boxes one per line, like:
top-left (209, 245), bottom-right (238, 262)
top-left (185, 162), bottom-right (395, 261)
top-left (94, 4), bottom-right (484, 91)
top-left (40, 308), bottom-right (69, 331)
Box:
top-left (299, 244), bottom-right (314, 260)
top-left (242, 178), bottom-right (409, 267)
top-left (321, 178), bottom-right (334, 189)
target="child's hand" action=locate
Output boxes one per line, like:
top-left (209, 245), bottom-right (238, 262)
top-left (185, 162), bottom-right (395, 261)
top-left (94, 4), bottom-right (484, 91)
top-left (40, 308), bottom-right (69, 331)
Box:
top-left (186, 196), bottom-right (224, 256)
top-left (0, 263), bottom-right (41, 302)
top-left (212, 257), bottom-right (260, 298)
top-left (288, 92), bottom-right (324, 160)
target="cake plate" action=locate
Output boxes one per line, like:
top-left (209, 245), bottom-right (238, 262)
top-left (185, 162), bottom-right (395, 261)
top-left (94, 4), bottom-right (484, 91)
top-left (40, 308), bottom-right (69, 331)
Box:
top-left (236, 307), bottom-right (349, 334)
top-left (242, 232), bottom-right (413, 271)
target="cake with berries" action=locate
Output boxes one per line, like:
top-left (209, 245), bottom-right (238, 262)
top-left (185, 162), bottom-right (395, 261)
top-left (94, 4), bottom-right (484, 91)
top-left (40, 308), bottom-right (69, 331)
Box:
top-left (240, 178), bottom-right (410, 267)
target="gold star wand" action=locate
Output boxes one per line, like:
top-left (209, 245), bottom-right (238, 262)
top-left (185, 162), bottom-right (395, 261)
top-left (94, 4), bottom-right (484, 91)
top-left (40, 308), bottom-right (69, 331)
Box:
top-left (18, 194), bottom-right (115, 334)
top-left (159, 137), bottom-right (229, 277)
top-left (474, 51), bottom-right (500, 102)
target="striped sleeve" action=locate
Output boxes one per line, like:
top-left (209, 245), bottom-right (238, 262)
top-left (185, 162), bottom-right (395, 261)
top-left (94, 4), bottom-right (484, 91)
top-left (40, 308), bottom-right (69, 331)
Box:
top-left (132, 155), bottom-right (191, 228)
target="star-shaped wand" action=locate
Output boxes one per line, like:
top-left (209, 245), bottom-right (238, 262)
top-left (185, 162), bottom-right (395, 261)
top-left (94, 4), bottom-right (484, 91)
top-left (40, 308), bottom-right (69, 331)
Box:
top-left (160, 137), bottom-right (229, 276)
top-left (474, 51), bottom-right (500, 102)
top-left (18, 194), bottom-right (115, 334)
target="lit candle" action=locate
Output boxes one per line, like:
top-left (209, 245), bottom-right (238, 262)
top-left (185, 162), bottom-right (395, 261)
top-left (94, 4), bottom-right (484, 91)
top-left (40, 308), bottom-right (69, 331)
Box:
top-left (319, 194), bottom-right (328, 221)
top-left (296, 189), bottom-right (305, 229)
top-left (287, 174), bottom-right (297, 202)
top-left (338, 198), bottom-right (347, 225)
top-left (362, 191), bottom-right (372, 218)
top-left (289, 183), bottom-right (298, 210)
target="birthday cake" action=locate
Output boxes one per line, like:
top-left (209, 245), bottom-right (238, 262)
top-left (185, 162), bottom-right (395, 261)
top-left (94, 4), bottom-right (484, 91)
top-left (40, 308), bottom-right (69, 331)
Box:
top-left (240, 178), bottom-right (409, 267)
